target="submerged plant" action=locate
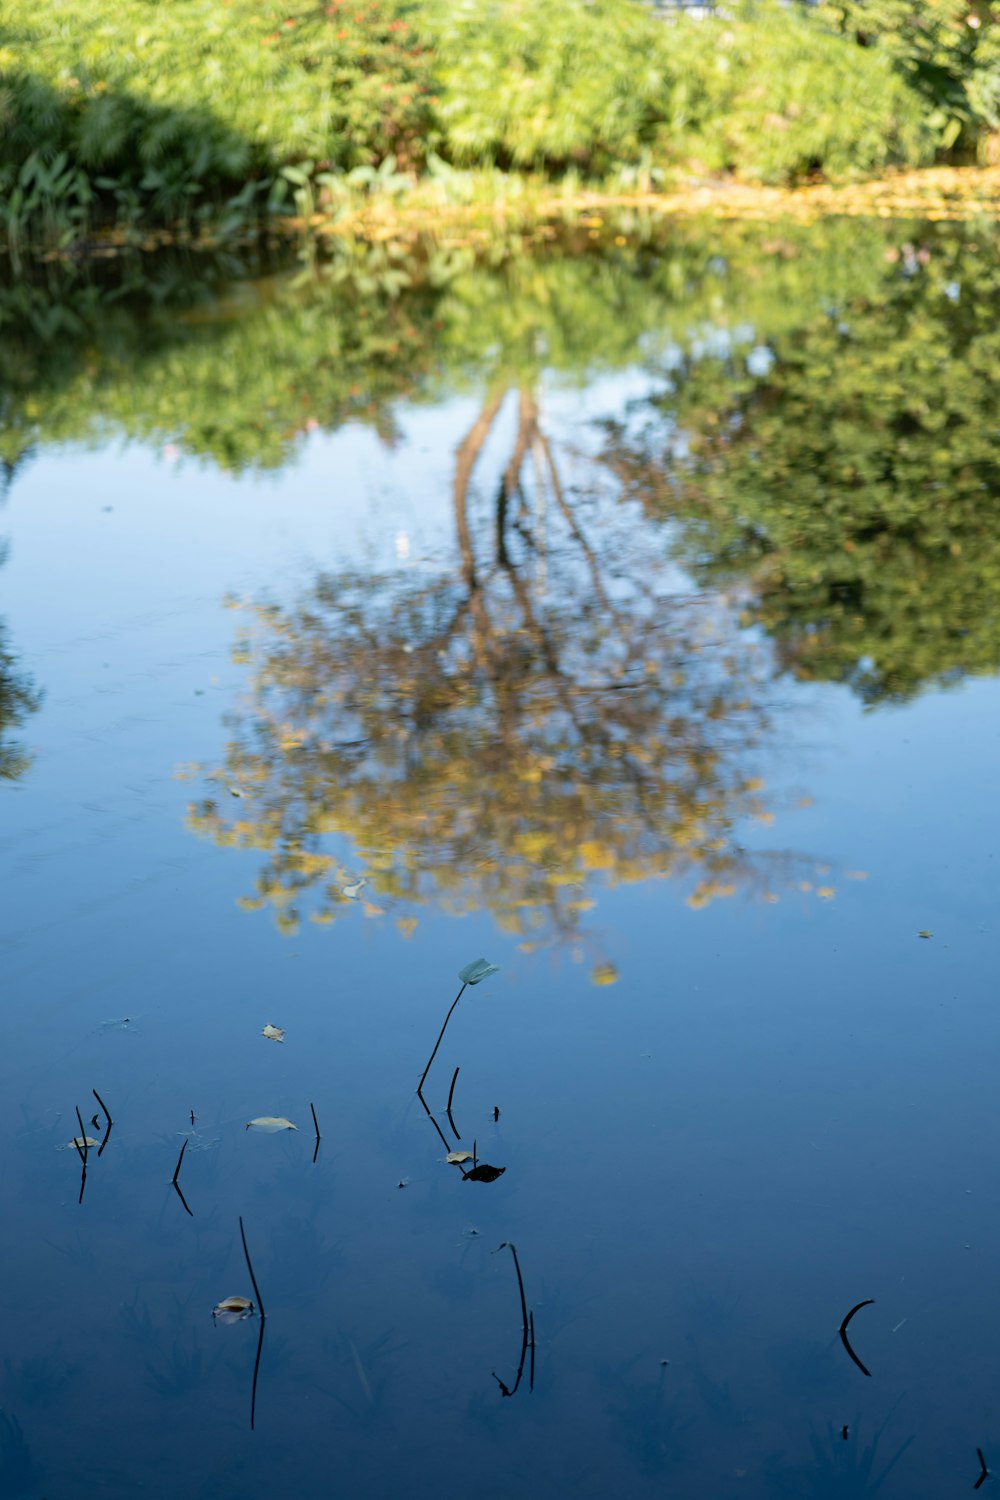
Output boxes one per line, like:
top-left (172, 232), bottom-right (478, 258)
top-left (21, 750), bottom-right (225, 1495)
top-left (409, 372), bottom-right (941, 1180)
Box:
top-left (600, 1354), bottom-right (692, 1478)
top-left (0, 1410), bottom-right (41, 1496)
top-left (766, 1417), bottom-right (916, 1498)
top-left (143, 1336), bottom-right (217, 1398)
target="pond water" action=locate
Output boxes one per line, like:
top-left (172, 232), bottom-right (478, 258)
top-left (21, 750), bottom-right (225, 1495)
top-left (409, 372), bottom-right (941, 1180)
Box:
top-left (1, 217), bottom-right (999, 1499)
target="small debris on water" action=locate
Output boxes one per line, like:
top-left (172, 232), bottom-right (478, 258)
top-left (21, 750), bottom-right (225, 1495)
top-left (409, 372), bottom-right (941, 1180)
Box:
top-left (213, 1295), bottom-right (255, 1324)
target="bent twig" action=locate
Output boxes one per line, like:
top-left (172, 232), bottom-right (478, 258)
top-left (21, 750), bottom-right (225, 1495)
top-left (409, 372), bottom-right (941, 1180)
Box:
top-left (839, 1298), bottom-right (874, 1378)
top-left (417, 983), bottom-right (467, 1095)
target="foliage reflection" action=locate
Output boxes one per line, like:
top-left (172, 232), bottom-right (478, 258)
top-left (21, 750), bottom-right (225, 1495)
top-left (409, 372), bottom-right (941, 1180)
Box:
top-left (189, 391), bottom-right (819, 947)
top-left (607, 227), bottom-right (1000, 705)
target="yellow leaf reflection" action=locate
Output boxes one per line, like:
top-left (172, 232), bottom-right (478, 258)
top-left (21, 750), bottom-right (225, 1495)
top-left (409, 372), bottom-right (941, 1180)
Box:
top-left (188, 388), bottom-right (829, 948)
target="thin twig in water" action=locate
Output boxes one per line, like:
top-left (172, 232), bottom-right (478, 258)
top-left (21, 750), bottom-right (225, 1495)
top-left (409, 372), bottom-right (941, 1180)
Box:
top-left (171, 1137), bottom-right (193, 1215)
top-left (839, 1298), bottom-right (874, 1378)
top-left (249, 1319), bottom-right (265, 1433)
top-left (500, 1241), bottom-right (529, 1336)
top-left (73, 1107), bottom-right (89, 1204)
top-left (239, 1216), bottom-right (267, 1431)
top-left (417, 982), bottom-right (467, 1094)
top-left (493, 1241), bottom-right (531, 1396)
top-left (239, 1216), bottom-right (266, 1320)
top-left (172, 1138), bottom-right (188, 1186)
top-left (74, 1107), bottom-right (89, 1165)
top-left (417, 1088), bottom-right (453, 1154)
top-left (92, 1088), bottom-right (113, 1157)
top-left (446, 1066), bottom-right (461, 1140)
top-left (310, 1102), bottom-right (321, 1163)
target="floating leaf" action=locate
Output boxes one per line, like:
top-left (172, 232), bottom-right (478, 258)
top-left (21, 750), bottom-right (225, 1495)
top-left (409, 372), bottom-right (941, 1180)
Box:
top-left (245, 1116), bottom-right (298, 1132)
top-left (213, 1295), bottom-right (255, 1324)
top-left (261, 1024), bottom-right (285, 1042)
top-left (463, 1163), bottom-right (505, 1183)
top-left (65, 1136), bottom-right (99, 1150)
top-left (459, 958), bottom-right (499, 986)
top-left (342, 878), bottom-right (367, 899)
top-left (447, 1151), bottom-right (474, 1164)
top-left (918, 930), bottom-right (933, 939)
top-left (228, 787), bottom-right (244, 798)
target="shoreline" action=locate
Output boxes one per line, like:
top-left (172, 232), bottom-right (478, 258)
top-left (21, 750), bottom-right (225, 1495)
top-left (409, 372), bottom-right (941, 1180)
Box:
top-left (14, 163), bottom-right (1000, 268)
top-left (313, 164), bottom-right (1000, 243)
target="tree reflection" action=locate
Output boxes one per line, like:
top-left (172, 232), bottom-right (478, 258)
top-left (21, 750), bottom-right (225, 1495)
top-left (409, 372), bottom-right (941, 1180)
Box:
top-left (189, 391), bottom-right (821, 946)
top-left (0, 623), bottom-right (39, 781)
top-left (606, 228), bottom-right (1000, 706)
top-left (0, 483), bottom-right (41, 778)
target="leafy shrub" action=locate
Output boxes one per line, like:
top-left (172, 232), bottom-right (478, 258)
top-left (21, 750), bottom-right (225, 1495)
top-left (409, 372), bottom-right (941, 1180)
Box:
top-left (0, 0), bottom-right (437, 244)
top-left (816, 0), bottom-right (1000, 150)
top-left (673, 2), bottom-right (936, 181)
top-left (423, 0), bottom-right (936, 182)
top-left (418, 0), bottom-right (686, 173)
top-left (0, 0), bottom-right (981, 252)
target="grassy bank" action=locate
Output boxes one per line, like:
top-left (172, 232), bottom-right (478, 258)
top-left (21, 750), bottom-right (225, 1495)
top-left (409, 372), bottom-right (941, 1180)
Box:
top-left (4, 0), bottom-right (1000, 258)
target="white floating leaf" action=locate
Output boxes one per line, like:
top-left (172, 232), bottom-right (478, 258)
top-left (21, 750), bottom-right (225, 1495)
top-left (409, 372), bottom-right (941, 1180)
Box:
top-left (213, 1295), bottom-right (255, 1324)
top-left (65, 1136), bottom-right (99, 1150)
top-left (342, 878), bottom-right (367, 899)
top-left (446, 1151), bottom-right (474, 1164)
top-left (459, 958), bottom-right (499, 986)
top-left (245, 1116), bottom-right (298, 1132)
top-left (261, 1024), bottom-right (285, 1042)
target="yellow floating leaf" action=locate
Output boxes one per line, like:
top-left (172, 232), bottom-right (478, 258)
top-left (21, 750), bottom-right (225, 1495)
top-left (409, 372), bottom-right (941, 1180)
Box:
top-left (261, 1024), bottom-right (285, 1043)
top-left (66, 1136), bottom-right (99, 1150)
top-left (446, 1151), bottom-right (474, 1164)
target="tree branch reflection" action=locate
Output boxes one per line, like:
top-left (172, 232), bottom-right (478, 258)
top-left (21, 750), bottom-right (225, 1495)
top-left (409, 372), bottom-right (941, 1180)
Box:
top-left (189, 391), bottom-right (822, 945)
